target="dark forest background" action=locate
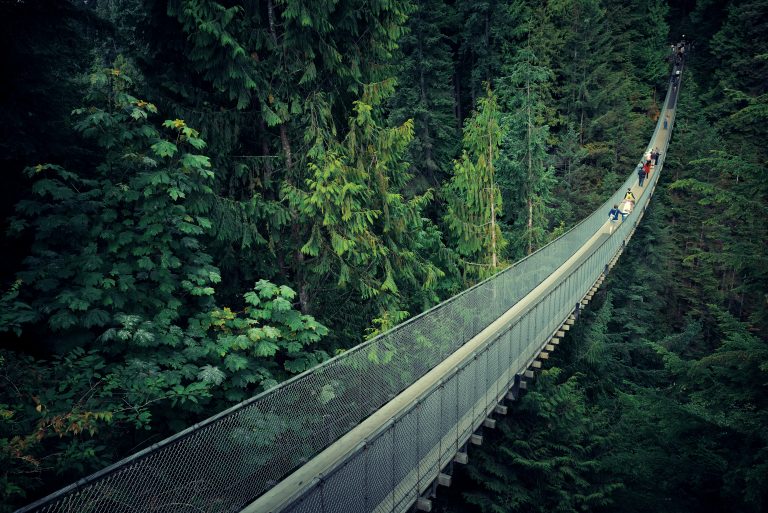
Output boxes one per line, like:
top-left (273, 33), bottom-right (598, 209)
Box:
top-left (0, 0), bottom-right (765, 511)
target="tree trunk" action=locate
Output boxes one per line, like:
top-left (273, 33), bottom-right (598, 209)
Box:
top-left (527, 197), bottom-right (533, 255)
top-left (489, 128), bottom-right (497, 269)
top-left (455, 69), bottom-right (462, 131)
top-left (417, 28), bottom-right (434, 181)
top-left (527, 62), bottom-right (534, 255)
top-left (258, 118), bottom-right (273, 192)
top-left (280, 124), bottom-right (293, 171)
top-left (267, 0), bottom-right (279, 46)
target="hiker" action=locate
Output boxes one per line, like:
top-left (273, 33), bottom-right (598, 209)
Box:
top-left (642, 161), bottom-right (651, 182)
top-left (663, 113), bottom-right (669, 130)
top-left (620, 189), bottom-right (635, 217)
top-left (608, 204), bottom-right (624, 233)
top-left (652, 148), bottom-right (660, 165)
top-left (638, 165), bottom-right (646, 187)
top-left (672, 69), bottom-right (681, 87)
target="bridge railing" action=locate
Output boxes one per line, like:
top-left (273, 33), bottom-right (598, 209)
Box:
top-left (269, 79), bottom-right (677, 513)
top-left (17, 74), bottom-right (678, 513)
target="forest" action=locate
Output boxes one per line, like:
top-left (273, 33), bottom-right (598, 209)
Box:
top-left (0, 0), bottom-right (765, 511)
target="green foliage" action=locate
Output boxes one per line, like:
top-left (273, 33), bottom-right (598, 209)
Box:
top-left (665, 308), bottom-right (768, 510)
top-left (464, 369), bottom-right (622, 513)
top-left (9, 62), bottom-right (219, 332)
top-left (0, 348), bottom-right (133, 509)
top-left (8, 1), bottom-right (768, 512)
top-left (190, 280), bottom-right (329, 402)
top-left (497, 39), bottom-right (557, 258)
top-left (0, 62), bottom-right (329, 509)
top-left (5, 62), bottom-right (218, 336)
top-left (444, 85), bottom-right (506, 278)
top-left (388, 0), bottom-right (458, 188)
top-left (284, 80), bottom-right (445, 333)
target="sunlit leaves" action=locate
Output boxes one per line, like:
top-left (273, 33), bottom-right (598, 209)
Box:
top-left (444, 85), bottom-right (506, 277)
top-left (197, 365), bottom-right (226, 385)
top-left (286, 79), bottom-right (441, 328)
top-left (151, 140), bottom-right (178, 158)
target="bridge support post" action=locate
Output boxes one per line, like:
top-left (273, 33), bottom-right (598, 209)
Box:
top-left (416, 496), bottom-right (432, 511)
top-left (508, 374), bottom-right (521, 401)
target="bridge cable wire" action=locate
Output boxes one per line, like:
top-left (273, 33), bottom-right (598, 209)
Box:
top-left (15, 63), bottom-right (684, 513)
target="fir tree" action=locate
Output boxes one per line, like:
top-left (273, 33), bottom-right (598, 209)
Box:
top-left (498, 38), bottom-right (557, 257)
top-left (444, 85), bottom-right (506, 278)
top-left (464, 369), bottom-right (622, 513)
top-left (389, 0), bottom-right (458, 188)
top-left (283, 80), bottom-right (443, 335)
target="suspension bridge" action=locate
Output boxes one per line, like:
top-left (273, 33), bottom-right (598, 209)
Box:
top-left (16, 66), bottom-right (683, 513)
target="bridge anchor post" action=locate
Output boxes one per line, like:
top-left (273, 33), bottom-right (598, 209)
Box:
top-left (416, 496), bottom-right (432, 511)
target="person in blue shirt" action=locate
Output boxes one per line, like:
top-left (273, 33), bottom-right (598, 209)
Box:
top-left (608, 204), bottom-right (625, 234)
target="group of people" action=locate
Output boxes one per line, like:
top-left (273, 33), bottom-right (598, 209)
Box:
top-left (607, 147), bottom-right (661, 232)
top-left (671, 36), bottom-right (692, 66)
top-left (670, 38), bottom-right (689, 89)
top-left (671, 38), bottom-right (686, 67)
top-left (607, 38), bottom-right (683, 233)
top-left (638, 148), bottom-right (660, 187)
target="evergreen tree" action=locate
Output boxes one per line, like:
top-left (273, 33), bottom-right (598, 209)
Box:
top-left (444, 85), bottom-right (506, 278)
top-left (552, 122), bottom-right (587, 223)
top-left (456, 0), bottom-right (513, 109)
top-left (389, 0), bottom-right (458, 189)
top-left (139, 0), bottom-right (413, 324)
top-left (283, 80), bottom-right (444, 336)
top-left (464, 369), bottom-right (622, 513)
top-left (498, 38), bottom-right (557, 257)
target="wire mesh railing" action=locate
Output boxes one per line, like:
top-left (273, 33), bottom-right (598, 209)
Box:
top-left (271, 78), bottom-right (678, 513)
top-left (16, 72), bottom-right (679, 513)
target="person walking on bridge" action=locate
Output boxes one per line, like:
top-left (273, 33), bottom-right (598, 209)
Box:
top-left (608, 204), bottom-right (624, 234)
top-left (638, 164), bottom-right (646, 187)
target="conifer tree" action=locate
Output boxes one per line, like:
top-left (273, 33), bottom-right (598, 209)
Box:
top-left (457, 0), bottom-right (513, 108)
top-left (464, 369), bottom-right (622, 513)
top-left (552, 123), bottom-right (587, 223)
top-left (444, 85), bottom-right (505, 278)
top-left (144, 0), bottom-right (415, 326)
top-left (551, 0), bottom-right (610, 141)
top-left (389, 0), bottom-right (458, 188)
top-left (283, 80), bottom-right (443, 335)
top-left (498, 39), bottom-right (557, 258)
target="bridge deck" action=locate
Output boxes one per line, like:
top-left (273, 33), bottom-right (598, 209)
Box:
top-left (246, 99), bottom-right (679, 513)
top-left (16, 61), bottom-right (684, 513)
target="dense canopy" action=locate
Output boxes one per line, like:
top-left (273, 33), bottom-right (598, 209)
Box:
top-left (0, 0), bottom-right (765, 511)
